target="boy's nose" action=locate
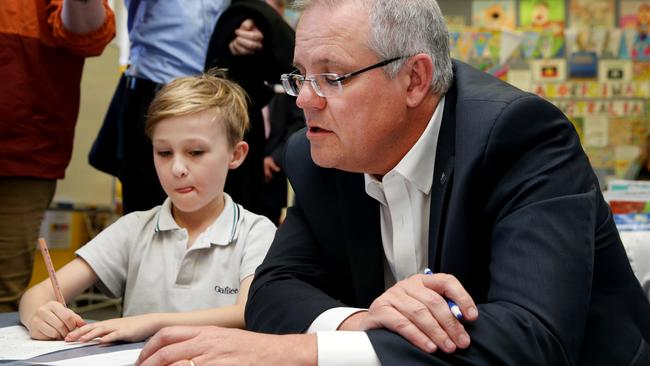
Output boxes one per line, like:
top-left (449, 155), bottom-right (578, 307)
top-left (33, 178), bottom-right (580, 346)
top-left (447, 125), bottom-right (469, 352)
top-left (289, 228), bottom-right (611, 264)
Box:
top-left (172, 159), bottom-right (188, 177)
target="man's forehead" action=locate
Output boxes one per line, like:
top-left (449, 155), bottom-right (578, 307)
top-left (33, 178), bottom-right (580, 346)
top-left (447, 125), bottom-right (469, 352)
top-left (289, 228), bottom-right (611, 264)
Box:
top-left (293, 3), bottom-right (370, 69)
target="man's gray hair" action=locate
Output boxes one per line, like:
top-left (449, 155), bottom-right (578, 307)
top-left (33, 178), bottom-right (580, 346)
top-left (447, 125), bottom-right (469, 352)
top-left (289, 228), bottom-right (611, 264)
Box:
top-left (292, 0), bottom-right (453, 95)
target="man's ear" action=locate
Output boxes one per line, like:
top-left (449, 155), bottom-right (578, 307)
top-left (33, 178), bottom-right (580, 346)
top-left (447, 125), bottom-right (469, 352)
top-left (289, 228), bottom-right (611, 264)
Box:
top-left (403, 54), bottom-right (434, 108)
top-left (229, 141), bottom-right (249, 169)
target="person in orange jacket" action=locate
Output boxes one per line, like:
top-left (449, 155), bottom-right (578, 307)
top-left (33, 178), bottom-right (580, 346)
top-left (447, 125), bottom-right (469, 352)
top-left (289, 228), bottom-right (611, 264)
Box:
top-left (0, 0), bottom-right (115, 312)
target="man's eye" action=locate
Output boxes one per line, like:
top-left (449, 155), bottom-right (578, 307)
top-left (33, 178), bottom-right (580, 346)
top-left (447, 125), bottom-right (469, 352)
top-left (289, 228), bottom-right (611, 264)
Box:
top-left (324, 75), bottom-right (340, 86)
top-left (189, 150), bottom-right (204, 157)
top-left (156, 151), bottom-right (172, 157)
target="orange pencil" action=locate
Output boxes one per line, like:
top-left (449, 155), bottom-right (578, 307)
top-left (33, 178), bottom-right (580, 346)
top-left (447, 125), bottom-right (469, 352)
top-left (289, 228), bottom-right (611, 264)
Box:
top-left (38, 237), bottom-right (66, 307)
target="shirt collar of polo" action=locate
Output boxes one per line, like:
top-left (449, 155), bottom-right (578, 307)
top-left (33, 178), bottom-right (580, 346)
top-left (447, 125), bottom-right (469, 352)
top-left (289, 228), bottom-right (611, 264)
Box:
top-left (154, 194), bottom-right (241, 247)
top-left (364, 95), bottom-right (445, 196)
top-left (155, 198), bottom-right (180, 232)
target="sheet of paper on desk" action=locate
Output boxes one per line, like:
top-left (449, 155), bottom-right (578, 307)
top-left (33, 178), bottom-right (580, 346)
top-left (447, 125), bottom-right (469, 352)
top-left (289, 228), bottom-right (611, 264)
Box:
top-left (0, 325), bottom-right (98, 360)
top-left (30, 348), bottom-right (142, 366)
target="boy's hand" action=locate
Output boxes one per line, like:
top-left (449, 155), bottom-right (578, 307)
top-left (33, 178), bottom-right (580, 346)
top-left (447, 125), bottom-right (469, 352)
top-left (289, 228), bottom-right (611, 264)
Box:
top-left (65, 313), bottom-right (160, 343)
top-left (29, 301), bottom-right (86, 340)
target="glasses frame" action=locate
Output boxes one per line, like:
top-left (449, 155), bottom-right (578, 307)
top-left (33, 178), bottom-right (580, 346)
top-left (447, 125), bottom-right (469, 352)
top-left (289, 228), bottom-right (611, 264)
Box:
top-left (281, 56), bottom-right (406, 97)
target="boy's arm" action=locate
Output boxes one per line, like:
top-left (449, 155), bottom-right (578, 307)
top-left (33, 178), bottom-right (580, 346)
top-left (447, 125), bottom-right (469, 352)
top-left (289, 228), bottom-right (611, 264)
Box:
top-left (154, 275), bottom-right (254, 329)
top-left (19, 258), bottom-right (98, 340)
top-left (66, 276), bottom-right (255, 343)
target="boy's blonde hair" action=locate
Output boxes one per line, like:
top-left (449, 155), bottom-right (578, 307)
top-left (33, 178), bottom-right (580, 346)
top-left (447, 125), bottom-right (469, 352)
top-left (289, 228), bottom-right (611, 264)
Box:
top-left (145, 69), bottom-right (250, 148)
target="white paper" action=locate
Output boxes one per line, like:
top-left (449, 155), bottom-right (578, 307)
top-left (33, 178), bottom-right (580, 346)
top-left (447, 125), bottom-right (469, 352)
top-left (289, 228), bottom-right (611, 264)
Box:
top-left (30, 348), bottom-right (142, 366)
top-left (0, 326), bottom-right (98, 360)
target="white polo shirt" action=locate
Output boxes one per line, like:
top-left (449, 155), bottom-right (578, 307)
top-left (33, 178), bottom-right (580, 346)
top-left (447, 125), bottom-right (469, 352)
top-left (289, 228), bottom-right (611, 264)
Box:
top-left (76, 194), bottom-right (276, 317)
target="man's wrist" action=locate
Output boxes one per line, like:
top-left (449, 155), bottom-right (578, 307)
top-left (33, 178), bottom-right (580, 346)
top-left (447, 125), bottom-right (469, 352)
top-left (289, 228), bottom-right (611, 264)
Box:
top-left (280, 334), bottom-right (318, 366)
top-left (338, 311), bottom-right (368, 331)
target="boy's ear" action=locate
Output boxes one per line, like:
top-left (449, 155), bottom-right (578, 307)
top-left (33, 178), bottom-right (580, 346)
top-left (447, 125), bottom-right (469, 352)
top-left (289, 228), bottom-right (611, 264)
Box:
top-left (229, 141), bottom-right (249, 169)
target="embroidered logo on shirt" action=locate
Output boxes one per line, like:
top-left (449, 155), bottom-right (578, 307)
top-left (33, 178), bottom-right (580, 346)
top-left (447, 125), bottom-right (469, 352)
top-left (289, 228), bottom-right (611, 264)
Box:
top-left (214, 285), bottom-right (239, 295)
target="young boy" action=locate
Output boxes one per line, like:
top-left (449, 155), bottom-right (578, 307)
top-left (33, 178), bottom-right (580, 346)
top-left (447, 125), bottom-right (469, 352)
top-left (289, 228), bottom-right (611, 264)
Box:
top-left (19, 71), bottom-right (276, 343)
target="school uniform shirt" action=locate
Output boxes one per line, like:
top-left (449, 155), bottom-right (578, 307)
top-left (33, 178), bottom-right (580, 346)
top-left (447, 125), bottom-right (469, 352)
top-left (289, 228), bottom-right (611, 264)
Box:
top-left (76, 194), bottom-right (275, 316)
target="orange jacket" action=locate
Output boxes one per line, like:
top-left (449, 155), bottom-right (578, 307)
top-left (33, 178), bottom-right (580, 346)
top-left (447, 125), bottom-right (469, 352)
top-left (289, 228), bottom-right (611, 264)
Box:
top-left (0, 0), bottom-right (115, 179)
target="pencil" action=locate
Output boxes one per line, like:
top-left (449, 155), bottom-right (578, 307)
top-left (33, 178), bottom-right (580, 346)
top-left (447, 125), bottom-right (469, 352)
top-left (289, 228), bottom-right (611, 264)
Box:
top-left (38, 237), bottom-right (66, 307)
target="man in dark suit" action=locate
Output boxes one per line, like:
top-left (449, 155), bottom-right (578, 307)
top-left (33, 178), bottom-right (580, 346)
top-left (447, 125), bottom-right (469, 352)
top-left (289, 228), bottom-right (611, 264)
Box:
top-left (136, 0), bottom-right (650, 365)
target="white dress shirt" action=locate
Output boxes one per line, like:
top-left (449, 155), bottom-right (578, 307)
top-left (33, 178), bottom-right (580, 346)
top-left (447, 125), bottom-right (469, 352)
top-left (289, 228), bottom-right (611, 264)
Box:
top-left (308, 97), bottom-right (445, 365)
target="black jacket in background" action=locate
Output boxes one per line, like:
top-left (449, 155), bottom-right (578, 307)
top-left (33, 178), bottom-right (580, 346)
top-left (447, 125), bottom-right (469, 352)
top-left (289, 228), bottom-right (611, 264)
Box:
top-left (205, 0), bottom-right (295, 214)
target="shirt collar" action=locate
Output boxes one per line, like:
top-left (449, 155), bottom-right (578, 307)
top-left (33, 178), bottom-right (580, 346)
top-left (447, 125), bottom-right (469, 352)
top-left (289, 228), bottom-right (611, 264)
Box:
top-left (364, 96), bottom-right (445, 196)
top-left (155, 198), bottom-right (179, 232)
top-left (154, 194), bottom-right (241, 247)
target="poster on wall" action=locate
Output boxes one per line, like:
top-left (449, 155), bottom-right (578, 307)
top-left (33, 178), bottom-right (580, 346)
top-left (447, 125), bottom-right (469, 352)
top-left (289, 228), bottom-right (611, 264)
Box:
top-left (568, 51), bottom-right (598, 78)
top-left (621, 1), bottom-right (650, 61)
top-left (519, 0), bottom-right (565, 32)
top-left (471, 1), bottom-right (516, 31)
top-left (531, 59), bottom-right (567, 81)
top-left (598, 59), bottom-right (633, 82)
top-left (569, 0), bottom-right (615, 28)
top-left (584, 115), bottom-right (610, 148)
top-left (620, 1), bottom-right (650, 31)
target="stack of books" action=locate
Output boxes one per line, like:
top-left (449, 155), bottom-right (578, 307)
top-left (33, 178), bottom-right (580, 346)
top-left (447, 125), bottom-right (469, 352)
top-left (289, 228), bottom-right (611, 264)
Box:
top-left (606, 180), bottom-right (650, 231)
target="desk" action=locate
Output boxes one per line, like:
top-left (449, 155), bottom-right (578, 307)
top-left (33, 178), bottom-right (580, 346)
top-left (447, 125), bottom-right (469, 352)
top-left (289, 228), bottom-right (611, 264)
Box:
top-left (0, 313), bottom-right (143, 366)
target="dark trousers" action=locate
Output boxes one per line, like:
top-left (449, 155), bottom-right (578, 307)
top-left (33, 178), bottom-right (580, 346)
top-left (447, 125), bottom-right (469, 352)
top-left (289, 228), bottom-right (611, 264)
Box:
top-left (119, 76), bottom-right (167, 213)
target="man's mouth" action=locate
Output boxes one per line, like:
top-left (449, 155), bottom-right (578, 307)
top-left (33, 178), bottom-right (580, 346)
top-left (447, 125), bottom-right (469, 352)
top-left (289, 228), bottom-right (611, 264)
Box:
top-left (309, 126), bottom-right (330, 133)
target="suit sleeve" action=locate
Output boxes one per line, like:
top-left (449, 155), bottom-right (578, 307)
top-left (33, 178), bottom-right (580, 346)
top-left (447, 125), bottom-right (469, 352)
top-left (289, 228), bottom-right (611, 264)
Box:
top-left (245, 202), bottom-right (347, 333)
top-left (370, 95), bottom-right (602, 365)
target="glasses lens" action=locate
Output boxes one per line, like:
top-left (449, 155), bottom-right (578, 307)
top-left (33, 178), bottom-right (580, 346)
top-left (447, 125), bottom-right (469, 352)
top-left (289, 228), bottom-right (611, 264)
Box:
top-left (281, 74), bottom-right (302, 96)
top-left (313, 74), bottom-right (342, 97)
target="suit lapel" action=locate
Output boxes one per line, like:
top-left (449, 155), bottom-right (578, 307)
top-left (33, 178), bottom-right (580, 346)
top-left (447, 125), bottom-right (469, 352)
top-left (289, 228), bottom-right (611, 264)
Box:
top-left (428, 84), bottom-right (457, 271)
top-left (337, 172), bottom-right (385, 307)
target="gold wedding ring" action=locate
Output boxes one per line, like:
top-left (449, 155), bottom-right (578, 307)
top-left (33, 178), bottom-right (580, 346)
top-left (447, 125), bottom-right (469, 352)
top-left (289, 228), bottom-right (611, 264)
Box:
top-left (188, 360), bottom-right (196, 366)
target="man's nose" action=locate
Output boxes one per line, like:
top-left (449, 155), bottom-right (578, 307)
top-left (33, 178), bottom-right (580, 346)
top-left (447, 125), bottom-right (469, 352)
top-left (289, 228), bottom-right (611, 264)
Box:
top-left (296, 80), bottom-right (326, 110)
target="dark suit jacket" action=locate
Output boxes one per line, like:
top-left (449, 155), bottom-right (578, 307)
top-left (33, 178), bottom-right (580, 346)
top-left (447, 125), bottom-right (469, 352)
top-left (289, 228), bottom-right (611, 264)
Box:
top-left (246, 60), bottom-right (650, 365)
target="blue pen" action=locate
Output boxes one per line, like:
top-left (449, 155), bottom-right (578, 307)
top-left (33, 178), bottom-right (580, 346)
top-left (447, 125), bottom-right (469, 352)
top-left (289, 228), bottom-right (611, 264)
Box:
top-left (424, 268), bottom-right (463, 320)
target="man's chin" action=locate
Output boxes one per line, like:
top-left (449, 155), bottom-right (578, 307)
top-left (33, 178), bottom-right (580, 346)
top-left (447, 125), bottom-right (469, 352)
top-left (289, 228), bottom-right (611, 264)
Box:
top-left (310, 150), bottom-right (337, 169)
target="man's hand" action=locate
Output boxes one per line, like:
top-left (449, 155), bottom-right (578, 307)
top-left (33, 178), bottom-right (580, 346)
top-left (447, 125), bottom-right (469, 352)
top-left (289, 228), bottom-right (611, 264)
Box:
top-left (229, 19), bottom-right (264, 56)
top-left (64, 313), bottom-right (160, 343)
top-left (342, 273), bottom-right (478, 354)
top-left (264, 156), bottom-right (282, 182)
top-left (135, 326), bottom-right (317, 366)
top-left (27, 301), bottom-right (86, 340)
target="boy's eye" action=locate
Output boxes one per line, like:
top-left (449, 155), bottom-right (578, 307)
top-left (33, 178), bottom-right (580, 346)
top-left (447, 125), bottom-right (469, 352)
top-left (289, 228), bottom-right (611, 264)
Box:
top-left (189, 150), bottom-right (204, 157)
top-left (156, 151), bottom-right (172, 157)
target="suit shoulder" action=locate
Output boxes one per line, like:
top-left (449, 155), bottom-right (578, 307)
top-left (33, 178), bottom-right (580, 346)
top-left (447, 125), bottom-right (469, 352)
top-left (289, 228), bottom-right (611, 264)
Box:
top-left (452, 60), bottom-right (532, 105)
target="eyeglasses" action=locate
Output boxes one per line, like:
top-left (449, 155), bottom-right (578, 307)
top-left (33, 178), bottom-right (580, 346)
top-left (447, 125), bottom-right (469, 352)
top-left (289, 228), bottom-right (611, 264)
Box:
top-left (281, 56), bottom-right (406, 98)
